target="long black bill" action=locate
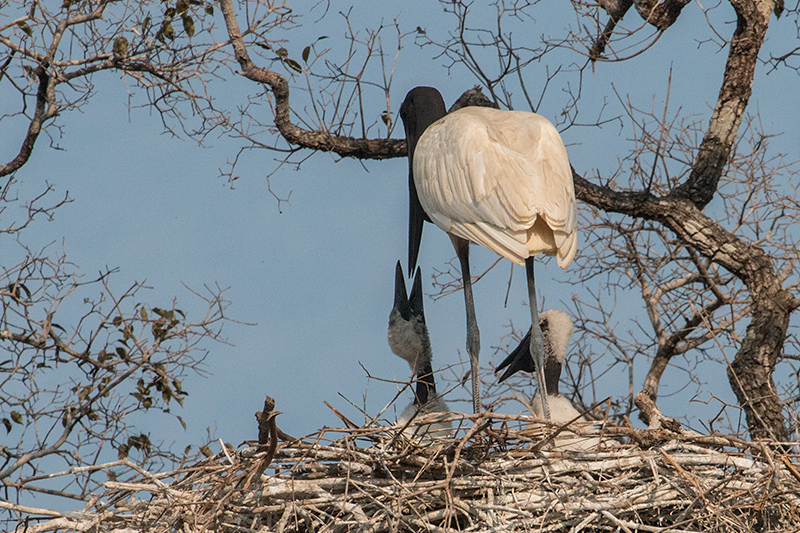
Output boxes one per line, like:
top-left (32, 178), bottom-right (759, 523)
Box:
top-left (496, 328), bottom-right (532, 383)
top-left (393, 261), bottom-right (412, 321)
top-left (496, 315), bottom-right (560, 394)
top-left (400, 87), bottom-right (447, 273)
top-left (409, 266), bottom-right (425, 321)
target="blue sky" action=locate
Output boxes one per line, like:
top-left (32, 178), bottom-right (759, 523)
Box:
top-left (3, 1), bottom-right (799, 452)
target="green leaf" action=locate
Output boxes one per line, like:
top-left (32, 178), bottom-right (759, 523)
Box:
top-left (204, 5), bottom-right (214, 16)
top-left (123, 323), bottom-right (134, 341)
top-left (118, 444), bottom-right (129, 459)
top-left (200, 445), bottom-right (212, 457)
top-left (113, 36), bottom-right (129, 59)
top-left (140, 307), bottom-right (148, 321)
top-left (774, 0), bottom-right (784, 18)
top-left (182, 15), bottom-right (195, 38)
top-left (17, 22), bottom-right (33, 38)
top-left (10, 411), bottom-right (22, 424)
top-left (176, 0), bottom-right (189, 15)
top-left (2, 418), bottom-right (11, 433)
top-left (177, 416), bottom-right (187, 430)
top-left (286, 59), bottom-right (302, 73)
top-left (302, 46), bottom-right (310, 63)
top-left (78, 386), bottom-right (92, 402)
top-left (276, 47), bottom-right (288, 58)
top-left (7, 282), bottom-right (31, 301)
top-left (142, 16), bottom-right (151, 35)
top-left (129, 434), bottom-right (152, 454)
top-left (162, 20), bottom-right (175, 41)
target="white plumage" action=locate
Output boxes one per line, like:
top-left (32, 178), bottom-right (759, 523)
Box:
top-left (400, 87), bottom-right (577, 417)
top-left (500, 309), bottom-right (610, 451)
top-left (397, 396), bottom-right (452, 440)
top-left (533, 395), bottom-right (606, 452)
top-left (530, 309), bottom-right (580, 422)
top-left (413, 107), bottom-right (577, 268)
top-left (532, 394), bottom-right (584, 422)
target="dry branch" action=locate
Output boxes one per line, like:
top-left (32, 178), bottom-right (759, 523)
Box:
top-left (8, 415), bottom-right (799, 533)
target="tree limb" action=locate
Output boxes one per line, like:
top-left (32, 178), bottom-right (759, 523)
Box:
top-left (671, 0), bottom-right (773, 207)
top-left (0, 69), bottom-right (53, 177)
top-left (218, 0), bottom-right (405, 160)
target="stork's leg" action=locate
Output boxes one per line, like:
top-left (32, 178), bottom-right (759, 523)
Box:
top-left (451, 235), bottom-right (481, 414)
top-left (525, 257), bottom-right (551, 420)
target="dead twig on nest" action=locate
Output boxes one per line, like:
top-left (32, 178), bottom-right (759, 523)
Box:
top-left (7, 413), bottom-right (799, 532)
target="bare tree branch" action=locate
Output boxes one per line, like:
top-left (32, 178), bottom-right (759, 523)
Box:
top-left (218, 0), bottom-right (405, 159)
top-left (671, 0), bottom-right (773, 207)
top-left (0, 69), bottom-right (53, 177)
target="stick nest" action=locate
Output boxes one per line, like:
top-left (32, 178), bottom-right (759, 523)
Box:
top-left (19, 414), bottom-right (800, 533)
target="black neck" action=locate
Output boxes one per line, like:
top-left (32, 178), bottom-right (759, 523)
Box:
top-left (400, 87), bottom-right (446, 272)
top-left (544, 357), bottom-right (561, 396)
top-left (414, 358), bottom-right (436, 406)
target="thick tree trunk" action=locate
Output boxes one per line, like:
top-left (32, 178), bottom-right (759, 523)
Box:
top-left (730, 303), bottom-right (793, 441)
top-left (671, 0), bottom-right (773, 207)
top-left (574, 0), bottom-right (796, 441)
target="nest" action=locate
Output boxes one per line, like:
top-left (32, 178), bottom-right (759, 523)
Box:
top-left (14, 411), bottom-right (800, 533)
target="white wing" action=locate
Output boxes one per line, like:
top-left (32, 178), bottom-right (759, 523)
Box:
top-left (413, 107), bottom-right (577, 268)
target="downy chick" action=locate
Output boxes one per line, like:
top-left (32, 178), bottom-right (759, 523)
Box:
top-left (388, 261), bottom-right (451, 438)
